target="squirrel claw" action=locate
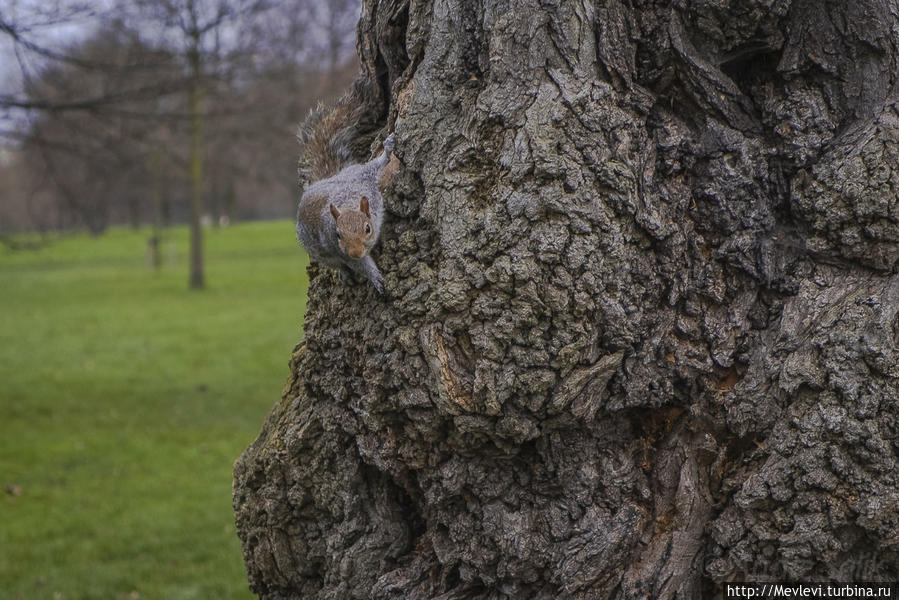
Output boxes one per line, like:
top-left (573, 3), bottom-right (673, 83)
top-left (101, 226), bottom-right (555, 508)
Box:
top-left (372, 275), bottom-right (384, 295)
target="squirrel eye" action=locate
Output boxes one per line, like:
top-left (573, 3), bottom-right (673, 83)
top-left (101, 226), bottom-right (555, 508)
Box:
top-left (365, 224), bottom-right (371, 234)
top-left (335, 230), bottom-right (341, 239)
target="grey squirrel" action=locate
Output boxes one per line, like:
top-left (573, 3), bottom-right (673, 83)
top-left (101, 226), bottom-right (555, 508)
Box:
top-left (295, 116), bottom-right (394, 294)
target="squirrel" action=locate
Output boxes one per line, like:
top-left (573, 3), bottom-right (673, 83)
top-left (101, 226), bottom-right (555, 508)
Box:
top-left (295, 91), bottom-right (394, 295)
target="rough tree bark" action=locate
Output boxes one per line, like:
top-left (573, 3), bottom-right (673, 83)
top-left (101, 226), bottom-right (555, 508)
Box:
top-left (234, 1), bottom-right (899, 598)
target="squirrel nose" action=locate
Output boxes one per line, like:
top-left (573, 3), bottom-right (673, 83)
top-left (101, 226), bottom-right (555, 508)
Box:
top-left (348, 246), bottom-right (364, 258)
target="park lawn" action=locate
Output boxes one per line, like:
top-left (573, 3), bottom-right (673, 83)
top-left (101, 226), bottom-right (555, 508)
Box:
top-left (0, 221), bottom-right (309, 600)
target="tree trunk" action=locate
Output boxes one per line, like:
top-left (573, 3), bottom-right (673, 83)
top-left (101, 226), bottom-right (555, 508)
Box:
top-left (188, 40), bottom-right (205, 290)
top-left (149, 147), bottom-right (164, 270)
top-left (234, 1), bottom-right (899, 598)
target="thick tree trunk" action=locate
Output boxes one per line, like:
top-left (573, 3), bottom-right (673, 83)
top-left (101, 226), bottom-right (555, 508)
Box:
top-left (234, 1), bottom-right (899, 598)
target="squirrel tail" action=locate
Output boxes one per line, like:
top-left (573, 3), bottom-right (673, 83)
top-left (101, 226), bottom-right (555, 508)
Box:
top-left (297, 75), bottom-right (384, 186)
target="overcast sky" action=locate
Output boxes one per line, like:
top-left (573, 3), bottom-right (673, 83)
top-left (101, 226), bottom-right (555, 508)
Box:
top-left (1, 0), bottom-right (360, 96)
top-left (0, 0), bottom-right (360, 142)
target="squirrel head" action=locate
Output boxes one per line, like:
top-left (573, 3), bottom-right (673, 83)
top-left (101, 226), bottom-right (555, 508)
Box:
top-left (329, 197), bottom-right (374, 259)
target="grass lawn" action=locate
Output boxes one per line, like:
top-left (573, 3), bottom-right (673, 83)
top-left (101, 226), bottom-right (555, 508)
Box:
top-left (0, 220), bottom-right (309, 600)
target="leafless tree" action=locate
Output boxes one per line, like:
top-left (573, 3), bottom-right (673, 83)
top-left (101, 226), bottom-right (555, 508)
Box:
top-left (0, 0), bottom-right (360, 286)
top-left (129, 0), bottom-right (268, 289)
top-left (12, 22), bottom-right (180, 234)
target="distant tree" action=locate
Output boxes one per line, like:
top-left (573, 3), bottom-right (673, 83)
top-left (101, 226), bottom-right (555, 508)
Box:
top-left (0, 5), bottom-right (179, 115)
top-left (131, 0), bottom-right (266, 289)
top-left (16, 22), bottom-right (180, 234)
top-left (317, 0), bottom-right (359, 71)
top-left (0, 0), bottom-right (362, 252)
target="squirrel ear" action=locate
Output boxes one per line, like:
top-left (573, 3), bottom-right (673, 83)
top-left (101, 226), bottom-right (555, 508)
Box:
top-left (329, 204), bottom-right (341, 220)
top-left (360, 196), bottom-right (370, 217)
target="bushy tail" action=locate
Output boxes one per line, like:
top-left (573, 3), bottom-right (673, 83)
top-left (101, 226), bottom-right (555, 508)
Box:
top-left (297, 76), bottom-right (384, 186)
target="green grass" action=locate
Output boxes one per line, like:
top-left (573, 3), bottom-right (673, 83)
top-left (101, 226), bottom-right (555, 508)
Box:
top-left (0, 221), bottom-right (309, 600)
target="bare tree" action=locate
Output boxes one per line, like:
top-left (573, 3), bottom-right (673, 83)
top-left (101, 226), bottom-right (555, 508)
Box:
top-left (132, 0), bottom-right (267, 289)
top-left (0, 5), bottom-right (181, 115)
top-left (233, 0), bottom-right (899, 598)
top-left (1, 0), bottom-right (362, 241)
top-left (1, 7), bottom-right (188, 235)
top-left (243, 0), bottom-right (358, 70)
top-left (11, 22), bottom-right (180, 234)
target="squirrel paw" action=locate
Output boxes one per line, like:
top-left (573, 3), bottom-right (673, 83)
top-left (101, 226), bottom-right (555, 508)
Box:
top-left (382, 133), bottom-right (396, 157)
top-left (370, 271), bottom-right (384, 295)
